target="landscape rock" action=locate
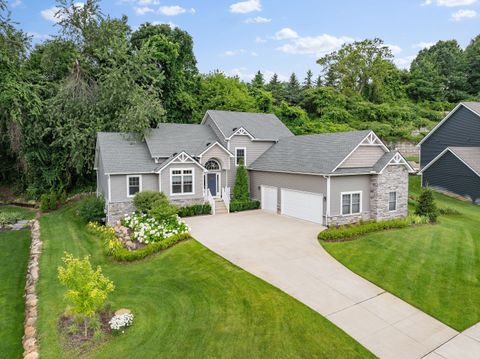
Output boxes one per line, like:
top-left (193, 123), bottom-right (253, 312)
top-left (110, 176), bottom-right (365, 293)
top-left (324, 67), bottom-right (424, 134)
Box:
top-left (115, 308), bottom-right (132, 316)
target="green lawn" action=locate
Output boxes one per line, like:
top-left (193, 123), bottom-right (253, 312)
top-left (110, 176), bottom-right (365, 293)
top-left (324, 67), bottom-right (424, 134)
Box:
top-left (37, 203), bottom-right (374, 359)
top-left (0, 229), bottom-right (31, 358)
top-left (0, 205), bottom-right (36, 220)
top-left (322, 176), bottom-right (480, 331)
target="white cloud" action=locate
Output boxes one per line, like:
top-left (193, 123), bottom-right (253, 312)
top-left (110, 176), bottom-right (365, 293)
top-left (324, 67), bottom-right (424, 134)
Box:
top-left (41, 3), bottom-right (83, 23)
top-left (386, 44), bottom-right (402, 55)
top-left (255, 36), bottom-right (267, 43)
top-left (10, 0), bottom-right (22, 8)
top-left (136, 0), bottom-right (160, 4)
top-left (251, 51), bottom-right (258, 56)
top-left (27, 31), bottom-right (51, 40)
top-left (157, 5), bottom-right (194, 16)
top-left (277, 33), bottom-right (353, 56)
top-left (223, 49), bottom-right (246, 56)
top-left (135, 6), bottom-right (154, 15)
top-left (450, 8), bottom-right (477, 20)
top-left (273, 27), bottom-right (298, 40)
top-left (422, 0), bottom-right (477, 6)
top-left (229, 0), bottom-right (261, 14)
top-left (244, 16), bottom-right (271, 24)
top-left (394, 55), bottom-right (416, 69)
top-left (228, 67), bottom-right (255, 81)
top-left (413, 41), bottom-right (436, 49)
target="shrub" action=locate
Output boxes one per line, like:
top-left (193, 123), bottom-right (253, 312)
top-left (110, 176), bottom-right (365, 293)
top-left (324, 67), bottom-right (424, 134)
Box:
top-left (148, 200), bottom-right (179, 222)
top-left (48, 190), bottom-right (58, 210)
top-left (40, 194), bottom-right (50, 212)
top-left (318, 218), bottom-right (410, 241)
top-left (233, 161), bottom-right (250, 201)
top-left (229, 199), bottom-right (260, 212)
top-left (0, 211), bottom-right (22, 226)
top-left (178, 203), bottom-right (211, 217)
top-left (122, 212), bottom-right (189, 243)
top-left (58, 253), bottom-right (114, 337)
top-left (415, 187), bottom-right (438, 223)
top-left (438, 206), bottom-right (460, 215)
top-left (109, 313), bottom-right (134, 332)
top-left (133, 191), bottom-right (167, 213)
top-left (78, 196), bottom-right (105, 223)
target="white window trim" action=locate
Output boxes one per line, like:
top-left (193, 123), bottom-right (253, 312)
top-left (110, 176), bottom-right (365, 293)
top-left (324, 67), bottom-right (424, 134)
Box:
top-left (126, 175), bottom-right (142, 198)
top-left (170, 168), bottom-right (195, 196)
top-left (235, 147), bottom-right (247, 167)
top-left (340, 191), bottom-right (362, 216)
top-left (389, 191), bottom-right (397, 212)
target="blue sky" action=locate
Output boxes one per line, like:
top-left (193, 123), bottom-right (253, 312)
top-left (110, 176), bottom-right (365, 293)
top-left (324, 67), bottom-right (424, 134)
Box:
top-left (8, 0), bottom-right (480, 82)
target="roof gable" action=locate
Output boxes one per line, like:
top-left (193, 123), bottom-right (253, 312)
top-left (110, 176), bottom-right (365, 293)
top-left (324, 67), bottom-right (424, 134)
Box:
top-left (418, 102), bottom-right (480, 146)
top-left (419, 146), bottom-right (480, 177)
top-left (156, 151), bottom-right (207, 173)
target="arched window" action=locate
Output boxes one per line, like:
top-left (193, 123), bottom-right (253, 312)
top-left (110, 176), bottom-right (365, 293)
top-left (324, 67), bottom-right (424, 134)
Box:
top-left (205, 159), bottom-right (220, 171)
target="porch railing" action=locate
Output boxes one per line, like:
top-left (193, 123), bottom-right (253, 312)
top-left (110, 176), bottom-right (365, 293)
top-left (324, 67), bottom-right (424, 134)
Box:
top-left (222, 187), bottom-right (231, 213)
top-left (206, 188), bottom-right (215, 215)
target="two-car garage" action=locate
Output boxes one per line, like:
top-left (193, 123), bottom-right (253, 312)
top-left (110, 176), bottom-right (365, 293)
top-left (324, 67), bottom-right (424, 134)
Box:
top-left (260, 185), bottom-right (324, 224)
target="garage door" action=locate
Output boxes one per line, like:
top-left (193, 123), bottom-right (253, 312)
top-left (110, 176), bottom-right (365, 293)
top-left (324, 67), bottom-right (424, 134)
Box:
top-left (281, 189), bottom-right (323, 224)
top-left (261, 186), bottom-right (278, 213)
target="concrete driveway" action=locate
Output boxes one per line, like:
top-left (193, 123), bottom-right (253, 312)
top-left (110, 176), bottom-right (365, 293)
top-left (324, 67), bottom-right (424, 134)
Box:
top-left (186, 210), bottom-right (462, 359)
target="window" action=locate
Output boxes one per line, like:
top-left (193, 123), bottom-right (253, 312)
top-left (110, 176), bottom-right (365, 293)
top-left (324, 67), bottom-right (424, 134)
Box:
top-left (171, 169), bottom-right (194, 195)
top-left (235, 147), bottom-right (246, 166)
top-left (205, 159), bottom-right (220, 170)
top-left (389, 191), bottom-right (397, 211)
top-left (341, 192), bottom-right (361, 215)
top-left (127, 175), bottom-right (141, 197)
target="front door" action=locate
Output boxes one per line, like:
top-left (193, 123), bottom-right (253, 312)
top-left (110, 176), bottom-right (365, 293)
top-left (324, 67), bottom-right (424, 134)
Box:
top-left (207, 173), bottom-right (218, 197)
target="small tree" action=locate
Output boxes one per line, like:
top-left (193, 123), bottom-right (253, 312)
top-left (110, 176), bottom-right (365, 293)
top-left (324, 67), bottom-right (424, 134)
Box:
top-left (233, 160), bottom-right (250, 201)
top-left (58, 253), bottom-right (115, 337)
top-left (415, 187), bottom-right (438, 223)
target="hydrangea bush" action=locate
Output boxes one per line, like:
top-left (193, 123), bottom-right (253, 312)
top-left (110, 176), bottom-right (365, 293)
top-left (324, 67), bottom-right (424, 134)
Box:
top-left (109, 313), bottom-right (134, 331)
top-left (122, 213), bottom-right (189, 244)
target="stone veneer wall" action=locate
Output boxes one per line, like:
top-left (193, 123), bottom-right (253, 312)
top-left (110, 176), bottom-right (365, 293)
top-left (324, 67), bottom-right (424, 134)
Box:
top-left (328, 212), bottom-right (371, 226)
top-left (370, 165), bottom-right (408, 221)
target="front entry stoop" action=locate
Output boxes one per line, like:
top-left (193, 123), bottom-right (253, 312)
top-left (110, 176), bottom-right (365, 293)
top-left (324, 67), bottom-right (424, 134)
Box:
top-left (215, 199), bottom-right (228, 214)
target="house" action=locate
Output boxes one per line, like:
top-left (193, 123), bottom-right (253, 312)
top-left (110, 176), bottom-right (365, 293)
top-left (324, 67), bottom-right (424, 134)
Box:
top-left (95, 110), bottom-right (414, 225)
top-left (418, 102), bottom-right (480, 203)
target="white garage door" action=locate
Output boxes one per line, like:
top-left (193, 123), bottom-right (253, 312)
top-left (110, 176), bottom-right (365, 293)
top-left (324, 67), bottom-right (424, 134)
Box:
top-left (281, 189), bottom-right (323, 224)
top-left (261, 186), bottom-right (278, 213)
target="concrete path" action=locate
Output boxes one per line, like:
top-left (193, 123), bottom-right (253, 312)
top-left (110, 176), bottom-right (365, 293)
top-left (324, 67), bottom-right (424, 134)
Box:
top-left (425, 323), bottom-right (480, 359)
top-left (186, 210), bottom-right (462, 359)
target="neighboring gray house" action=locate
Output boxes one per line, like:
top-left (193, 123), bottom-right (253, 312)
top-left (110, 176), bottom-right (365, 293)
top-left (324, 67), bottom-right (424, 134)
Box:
top-left (95, 110), bottom-right (414, 225)
top-left (418, 102), bottom-right (480, 203)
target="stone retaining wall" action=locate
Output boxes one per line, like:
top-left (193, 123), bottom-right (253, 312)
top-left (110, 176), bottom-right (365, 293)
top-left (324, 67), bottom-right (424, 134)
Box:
top-left (23, 218), bottom-right (41, 359)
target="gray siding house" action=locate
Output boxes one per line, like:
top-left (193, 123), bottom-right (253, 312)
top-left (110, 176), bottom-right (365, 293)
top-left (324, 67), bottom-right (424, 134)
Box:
top-left (95, 110), bottom-right (413, 225)
top-left (418, 102), bottom-right (480, 203)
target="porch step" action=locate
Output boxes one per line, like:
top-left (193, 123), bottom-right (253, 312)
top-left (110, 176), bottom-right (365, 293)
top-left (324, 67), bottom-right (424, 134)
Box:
top-left (214, 200), bottom-right (229, 214)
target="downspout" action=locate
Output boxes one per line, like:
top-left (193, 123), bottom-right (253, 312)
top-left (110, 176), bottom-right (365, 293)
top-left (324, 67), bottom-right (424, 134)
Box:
top-left (324, 175), bottom-right (331, 227)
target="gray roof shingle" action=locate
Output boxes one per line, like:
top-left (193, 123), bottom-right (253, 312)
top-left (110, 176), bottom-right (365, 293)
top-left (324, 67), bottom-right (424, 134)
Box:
top-left (97, 133), bottom-right (157, 174)
top-left (462, 102), bottom-right (480, 115)
top-left (372, 151), bottom-right (398, 173)
top-left (449, 147), bottom-right (480, 175)
top-left (144, 123), bottom-right (221, 158)
top-left (206, 110), bottom-right (293, 140)
top-left (249, 130), bottom-right (372, 175)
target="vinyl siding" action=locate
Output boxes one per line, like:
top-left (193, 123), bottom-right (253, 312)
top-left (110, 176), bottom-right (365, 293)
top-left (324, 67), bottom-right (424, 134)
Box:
top-left (200, 144), bottom-right (231, 170)
top-left (160, 163), bottom-right (204, 201)
top-left (249, 170), bottom-right (327, 212)
top-left (228, 136), bottom-right (274, 188)
top-left (422, 151), bottom-right (480, 203)
top-left (330, 175), bottom-right (371, 216)
top-left (340, 145), bottom-right (386, 168)
top-left (421, 106), bottom-right (480, 167)
top-left (96, 151), bottom-right (109, 200)
top-left (110, 173), bottom-right (158, 202)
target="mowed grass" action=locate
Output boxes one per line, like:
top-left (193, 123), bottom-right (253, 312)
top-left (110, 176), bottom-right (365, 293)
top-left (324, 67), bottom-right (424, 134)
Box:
top-left (0, 205), bottom-right (36, 220)
top-left (0, 229), bottom-right (31, 358)
top-left (37, 204), bottom-right (374, 359)
top-left (322, 176), bottom-right (480, 331)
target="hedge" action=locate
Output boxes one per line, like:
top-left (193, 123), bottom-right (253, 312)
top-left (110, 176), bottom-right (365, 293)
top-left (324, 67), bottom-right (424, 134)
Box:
top-left (178, 203), bottom-right (212, 217)
top-left (229, 199), bottom-right (260, 212)
top-left (318, 218), bottom-right (410, 242)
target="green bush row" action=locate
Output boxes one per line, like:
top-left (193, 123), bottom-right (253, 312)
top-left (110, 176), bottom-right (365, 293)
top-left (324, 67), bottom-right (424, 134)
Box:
top-left (78, 196), bottom-right (105, 223)
top-left (0, 211), bottom-right (23, 226)
top-left (229, 199), bottom-right (260, 212)
top-left (318, 218), bottom-right (410, 242)
top-left (40, 189), bottom-right (67, 212)
top-left (178, 203), bottom-right (211, 217)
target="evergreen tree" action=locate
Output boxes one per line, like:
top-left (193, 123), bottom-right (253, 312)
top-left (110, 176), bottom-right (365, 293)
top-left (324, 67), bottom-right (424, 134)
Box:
top-left (233, 160), bottom-right (250, 201)
top-left (251, 70), bottom-right (265, 88)
top-left (266, 73), bottom-right (285, 102)
top-left (314, 75), bottom-right (323, 87)
top-left (303, 69), bottom-right (313, 89)
top-left (286, 72), bottom-right (301, 104)
top-left (415, 187), bottom-right (438, 223)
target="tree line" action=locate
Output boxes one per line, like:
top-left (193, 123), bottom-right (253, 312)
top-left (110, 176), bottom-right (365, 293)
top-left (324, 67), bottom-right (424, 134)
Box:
top-left (1, 0), bottom-right (479, 197)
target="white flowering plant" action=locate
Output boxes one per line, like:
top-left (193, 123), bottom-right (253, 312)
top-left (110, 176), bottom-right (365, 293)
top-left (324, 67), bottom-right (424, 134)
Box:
top-left (109, 313), bottom-right (134, 332)
top-left (122, 213), bottom-right (190, 244)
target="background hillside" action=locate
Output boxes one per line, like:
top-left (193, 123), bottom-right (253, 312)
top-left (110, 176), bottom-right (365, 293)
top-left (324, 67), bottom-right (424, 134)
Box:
top-left (1, 0), bottom-right (479, 197)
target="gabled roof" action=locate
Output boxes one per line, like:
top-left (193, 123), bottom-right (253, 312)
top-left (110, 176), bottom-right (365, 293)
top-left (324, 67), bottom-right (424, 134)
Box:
top-left (155, 151), bottom-right (207, 173)
top-left (249, 130), bottom-right (373, 175)
top-left (418, 102), bottom-right (480, 146)
top-left (97, 133), bottom-right (158, 174)
top-left (144, 123), bottom-right (220, 158)
top-left (203, 110), bottom-right (293, 140)
top-left (419, 146), bottom-right (480, 177)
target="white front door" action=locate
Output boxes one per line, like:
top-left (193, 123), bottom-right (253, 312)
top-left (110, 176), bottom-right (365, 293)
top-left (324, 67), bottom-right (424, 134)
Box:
top-left (281, 189), bottom-right (323, 224)
top-left (261, 186), bottom-right (278, 213)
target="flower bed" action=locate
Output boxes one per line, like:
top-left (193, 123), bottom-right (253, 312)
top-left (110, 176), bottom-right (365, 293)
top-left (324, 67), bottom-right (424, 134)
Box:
top-left (122, 213), bottom-right (189, 244)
